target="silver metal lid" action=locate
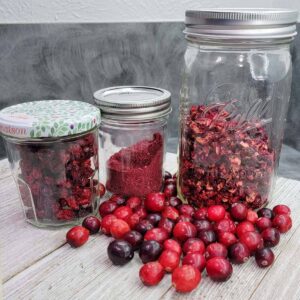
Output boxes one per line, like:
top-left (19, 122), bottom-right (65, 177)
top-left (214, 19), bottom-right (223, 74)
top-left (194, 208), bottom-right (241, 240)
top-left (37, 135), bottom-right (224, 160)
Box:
top-left (184, 9), bottom-right (298, 39)
top-left (93, 86), bottom-right (172, 121)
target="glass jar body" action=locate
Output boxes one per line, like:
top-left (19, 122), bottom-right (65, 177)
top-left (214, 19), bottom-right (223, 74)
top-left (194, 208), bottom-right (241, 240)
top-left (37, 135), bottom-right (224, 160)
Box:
top-left (99, 117), bottom-right (169, 197)
top-left (4, 128), bottom-right (99, 227)
top-left (178, 39), bottom-right (293, 209)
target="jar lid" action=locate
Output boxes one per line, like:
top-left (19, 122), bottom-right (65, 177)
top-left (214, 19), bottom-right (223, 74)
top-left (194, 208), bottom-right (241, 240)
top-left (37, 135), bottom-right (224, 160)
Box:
top-left (184, 9), bottom-right (298, 39)
top-left (0, 100), bottom-right (101, 139)
top-left (94, 86), bottom-right (172, 121)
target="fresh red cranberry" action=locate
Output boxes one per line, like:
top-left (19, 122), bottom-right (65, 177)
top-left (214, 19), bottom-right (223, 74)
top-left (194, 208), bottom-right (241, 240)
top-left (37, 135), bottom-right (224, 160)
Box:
top-left (256, 217), bottom-right (272, 232)
top-left (230, 203), bottom-right (248, 221)
top-left (99, 200), bottom-right (118, 217)
top-left (139, 240), bottom-right (163, 263)
top-left (127, 213), bottom-right (141, 229)
top-left (169, 197), bottom-right (183, 207)
top-left (134, 219), bottom-right (154, 235)
top-left (207, 205), bottom-right (226, 222)
top-left (107, 240), bottom-right (134, 265)
top-left (164, 184), bottom-right (177, 198)
top-left (273, 204), bottom-right (291, 216)
top-left (255, 248), bottom-right (275, 268)
top-left (98, 183), bottom-right (106, 197)
top-left (239, 231), bottom-right (264, 253)
top-left (198, 230), bottom-right (217, 245)
top-left (164, 171), bottom-right (172, 181)
top-left (110, 219), bottom-right (130, 239)
top-left (177, 215), bottom-right (192, 223)
top-left (139, 261), bottom-right (165, 286)
top-left (193, 219), bottom-right (213, 233)
top-left (144, 228), bottom-right (169, 244)
top-left (146, 213), bottom-right (162, 226)
top-left (217, 232), bottom-right (238, 248)
top-left (246, 209), bottom-right (259, 223)
top-left (172, 265), bottom-right (201, 293)
top-left (178, 204), bottom-right (195, 217)
top-left (100, 214), bottom-right (117, 235)
top-left (163, 239), bottom-right (182, 256)
top-left (205, 243), bottom-right (228, 260)
top-left (228, 242), bottom-right (250, 264)
top-left (123, 230), bottom-right (143, 251)
top-left (158, 218), bottom-right (175, 235)
top-left (109, 194), bottom-right (126, 206)
top-left (236, 221), bottom-right (256, 238)
top-left (183, 238), bottom-right (205, 255)
top-left (159, 250), bottom-right (180, 272)
top-left (182, 252), bottom-right (206, 272)
top-left (113, 206), bottom-right (132, 223)
top-left (193, 207), bottom-right (208, 220)
top-left (134, 206), bottom-right (148, 219)
top-left (126, 196), bottom-right (142, 210)
top-left (261, 227), bottom-right (280, 247)
top-left (272, 214), bottom-right (292, 233)
top-left (82, 216), bottom-right (101, 234)
top-left (206, 257), bottom-right (233, 282)
top-left (214, 219), bottom-right (236, 234)
top-left (257, 208), bottom-right (274, 219)
top-left (66, 226), bottom-right (89, 247)
top-left (145, 193), bottom-right (165, 212)
top-left (162, 206), bottom-right (179, 221)
top-left (173, 221), bottom-right (197, 242)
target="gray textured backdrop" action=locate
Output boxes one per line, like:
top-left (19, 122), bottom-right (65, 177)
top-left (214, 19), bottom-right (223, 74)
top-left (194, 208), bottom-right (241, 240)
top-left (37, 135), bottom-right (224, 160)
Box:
top-left (0, 23), bottom-right (299, 178)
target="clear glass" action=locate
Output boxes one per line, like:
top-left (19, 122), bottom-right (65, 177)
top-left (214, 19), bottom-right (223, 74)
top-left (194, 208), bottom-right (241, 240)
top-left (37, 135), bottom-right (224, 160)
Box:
top-left (178, 38), bottom-right (293, 209)
top-left (3, 129), bottom-right (100, 227)
top-left (99, 117), bottom-right (169, 197)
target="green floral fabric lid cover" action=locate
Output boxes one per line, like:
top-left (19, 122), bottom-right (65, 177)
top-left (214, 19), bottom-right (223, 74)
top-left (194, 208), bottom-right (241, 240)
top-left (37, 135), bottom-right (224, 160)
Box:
top-left (0, 100), bottom-right (101, 139)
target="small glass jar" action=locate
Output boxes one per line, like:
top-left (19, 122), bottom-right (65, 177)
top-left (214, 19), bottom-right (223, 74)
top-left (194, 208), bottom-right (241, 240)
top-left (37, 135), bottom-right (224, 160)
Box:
top-left (94, 86), bottom-right (171, 197)
top-left (0, 100), bottom-right (101, 227)
top-left (178, 9), bottom-right (298, 209)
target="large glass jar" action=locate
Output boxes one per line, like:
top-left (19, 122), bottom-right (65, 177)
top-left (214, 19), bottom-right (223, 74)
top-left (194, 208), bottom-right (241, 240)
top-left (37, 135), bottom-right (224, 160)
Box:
top-left (0, 100), bottom-right (101, 227)
top-left (94, 86), bottom-right (171, 197)
top-left (178, 9), bottom-right (298, 209)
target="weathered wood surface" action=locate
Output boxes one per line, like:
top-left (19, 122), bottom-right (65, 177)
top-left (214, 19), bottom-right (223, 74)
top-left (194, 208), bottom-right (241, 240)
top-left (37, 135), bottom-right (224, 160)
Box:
top-left (1, 154), bottom-right (300, 300)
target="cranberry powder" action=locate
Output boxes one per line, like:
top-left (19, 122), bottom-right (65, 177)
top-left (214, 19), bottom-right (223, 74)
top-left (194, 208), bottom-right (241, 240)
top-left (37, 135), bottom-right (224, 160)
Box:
top-left (106, 133), bottom-right (164, 197)
top-left (179, 104), bottom-right (275, 209)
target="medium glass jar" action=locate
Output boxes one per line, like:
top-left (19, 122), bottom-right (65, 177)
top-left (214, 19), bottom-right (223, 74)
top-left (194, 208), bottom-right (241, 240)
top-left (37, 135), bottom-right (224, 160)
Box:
top-left (178, 9), bottom-right (298, 209)
top-left (94, 86), bottom-right (171, 197)
top-left (0, 100), bottom-right (101, 227)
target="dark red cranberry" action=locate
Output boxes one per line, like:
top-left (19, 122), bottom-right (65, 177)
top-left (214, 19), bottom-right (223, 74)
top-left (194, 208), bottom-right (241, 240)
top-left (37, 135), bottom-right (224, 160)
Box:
top-left (100, 214), bottom-right (117, 235)
top-left (145, 193), bottom-right (165, 212)
top-left (214, 219), bottom-right (236, 234)
top-left (164, 184), bottom-right (177, 198)
top-left (169, 196), bottom-right (182, 207)
top-left (228, 242), bottom-right (250, 264)
top-left (255, 248), bottom-right (275, 268)
top-left (183, 238), bottom-right (205, 255)
top-left (66, 226), bottom-right (89, 248)
top-left (198, 230), bottom-right (217, 245)
top-left (82, 216), bottom-right (101, 234)
top-left (107, 240), bottom-right (134, 265)
top-left (127, 213), bottom-right (141, 229)
top-left (257, 208), bottom-right (274, 219)
top-left (139, 240), bottom-right (163, 263)
top-left (165, 178), bottom-right (176, 185)
top-left (206, 257), bottom-right (233, 282)
top-left (193, 219), bottom-right (213, 233)
top-left (172, 265), bottom-right (201, 293)
top-left (126, 196), bottom-right (142, 210)
top-left (173, 172), bottom-right (177, 179)
top-left (217, 231), bottom-right (238, 248)
top-left (173, 221), bottom-right (197, 242)
top-left (110, 219), bottom-right (130, 239)
top-left (261, 227), bottom-right (280, 247)
top-left (256, 217), bottom-right (272, 232)
top-left (162, 206), bottom-right (179, 221)
top-left (177, 215), bottom-right (192, 223)
top-left (109, 194), bottom-right (126, 206)
top-left (239, 231), bottom-right (264, 253)
top-left (236, 221), bottom-right (255, 238)
top-left (182, 252), bottom-right (206, 272)
top-left (207, 205), bottom-right (226, 222)
top-left (98, 183), bottom-right (106, 197)
top-left (134, 219), bottom-right (154, 235)
top-left (230, 203), bottom-right (248, 221)
top-left (178, 204), bottom-right (195, 217)
top-left (164, 171), bottom-right (172, 181)
top-left (205, 243), bottom-right (228, 260)
top-left (99, 201), bottom-right (118, 217)
top-left (159, 250), bottom-right (180, 272)
top-left (113, 206), bottom-right (132, 223)
top-left (158, 218), bottom-right (175, 235)
top-left (272, 214), bottom-right (292, 233)
top-left (273, 204), bottom-right (291, 216)
top-left (146, 213), bottom-right (162, 226)
top-left (144, 228), bottom-right (169, 244)
top-left (134, 206), bottom-right (147, 219)
top-left (123, 230), bottom-right (143, 251)
top-left (193, 207), bottom-right (208, 220)
top-left (139, 261), bottom-right (165, 286)
top-left (163, 239), bottom-right (182, 256)
top-left (246, 209), bottom-right (259, 223)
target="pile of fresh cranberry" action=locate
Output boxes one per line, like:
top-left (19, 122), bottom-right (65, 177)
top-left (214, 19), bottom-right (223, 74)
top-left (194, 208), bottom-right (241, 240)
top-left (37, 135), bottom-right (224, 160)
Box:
top-left (66, 172), bottom-right (292, 293)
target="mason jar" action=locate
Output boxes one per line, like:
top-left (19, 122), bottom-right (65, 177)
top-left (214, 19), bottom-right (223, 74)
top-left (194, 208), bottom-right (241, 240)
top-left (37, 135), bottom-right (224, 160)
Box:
top-left (94, 86), bottom-right (171, 197)
top-left (0, 100), bottom-right (101, 227)
top-left (178, 9), bottom-right (298, 209)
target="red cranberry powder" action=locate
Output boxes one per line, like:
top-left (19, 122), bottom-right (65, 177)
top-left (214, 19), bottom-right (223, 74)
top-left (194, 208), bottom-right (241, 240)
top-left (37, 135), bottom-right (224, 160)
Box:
top-left (179, 104), bottom-right (275, 209)
top-left (106, 133), bottom-right (163, 197)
